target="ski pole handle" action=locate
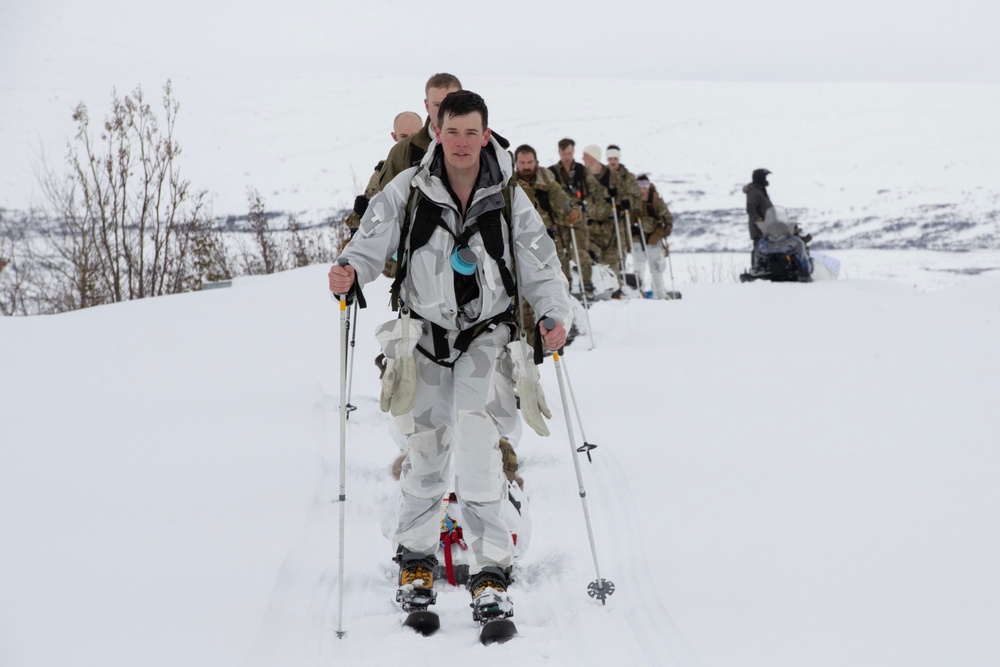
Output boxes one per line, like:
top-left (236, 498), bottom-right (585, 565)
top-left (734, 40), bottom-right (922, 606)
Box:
top-left (331, 256), bottom-right (350, 307)
top-left (541, 317), bottom-right (566, 355)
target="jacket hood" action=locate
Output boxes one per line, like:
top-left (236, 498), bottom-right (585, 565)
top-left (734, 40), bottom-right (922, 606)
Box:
top-left (752, 168), bottom-right (771, 187)
top-left (412, 133), bottom-right (513, 217)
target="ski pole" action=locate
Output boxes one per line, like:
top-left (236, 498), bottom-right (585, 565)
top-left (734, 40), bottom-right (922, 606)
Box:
top-left (624, 209), bottom-right (647, 298)
top-left (335, 257), bottom-right (350, 639)
top-left (663, 240), bottom-right (680, 300)
top-left (558, 353), bottom-right (598, 462)
top-left (608, 188), bottom-right (627, 289)
top-left (544, 318), bottom-right (616, 605)
top-left (636, 214), bottom-right (652, 298)
top-left (568, 224), bottom-right (595, 350)
top-left (344, 299), bottom-right (359, 419)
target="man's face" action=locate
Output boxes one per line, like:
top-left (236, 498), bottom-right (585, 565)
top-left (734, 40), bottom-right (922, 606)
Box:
top-left (515, 152), bottom-right (537, 180)
top-left (391, 114), bottom-right (423, 143)
top-left (639, 182), bottom-right (650, 198)
top-left (425, 85), bottom-right (461, 133)
top-left (559, 144), bottom-right (575, 167)
top-left (436, 111), bottom-right (490, 173)
top-left (607, 156), bottom-right (620, 171)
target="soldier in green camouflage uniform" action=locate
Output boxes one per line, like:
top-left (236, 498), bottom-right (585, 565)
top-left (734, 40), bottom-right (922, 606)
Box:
top-left (579, 145), bottom-right (622, 286)
top-left (342, 112), bottom-right (425, 274)
top-left (514, 145), bottom-right (574, 278)
top-left (604, 144), bottom-right (643, 257)
top-left (345, 75), bottom-right (461, 273)
top-left (514, 144), bottom-right (573, 345)
top-left (346, 112), bottom-right (424, 234)
top-left (633, 174), bottom-right (675, 299)
top-left (548, 138), bottom-right (608, 295)
top-left (374, 73), bottom-right (462, 192)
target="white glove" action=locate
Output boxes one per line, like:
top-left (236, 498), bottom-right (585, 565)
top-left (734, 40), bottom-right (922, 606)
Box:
top-left (508, 338), bottom-right (552, 437)
top-left (374, 310), bottom-right (423, 416)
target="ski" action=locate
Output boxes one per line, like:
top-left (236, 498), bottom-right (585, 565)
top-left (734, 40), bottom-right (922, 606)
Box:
top-left (402, 609), bottom-right (440, 637)
top-left (471, 579), bottom-right (517, 645)
top-left (479, 617), bottom-right (517, 645)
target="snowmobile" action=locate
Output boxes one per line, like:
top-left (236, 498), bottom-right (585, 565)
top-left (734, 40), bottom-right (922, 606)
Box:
top-left (740, 206), bottom-right (814, 283)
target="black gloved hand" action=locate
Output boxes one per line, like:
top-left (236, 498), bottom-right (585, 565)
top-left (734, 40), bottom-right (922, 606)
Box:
top-left (353, 195), bottom-right (369, 216)
top-left (620, 198), bottom-right (631, 211)
top-left (631, 224), bottom-right (641, 237)
top-left (608, 185), bottom-right (618, 199)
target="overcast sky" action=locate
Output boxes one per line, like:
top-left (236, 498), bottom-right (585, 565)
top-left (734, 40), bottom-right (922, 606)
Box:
top-left (2, 0), bottom-right (998, 87)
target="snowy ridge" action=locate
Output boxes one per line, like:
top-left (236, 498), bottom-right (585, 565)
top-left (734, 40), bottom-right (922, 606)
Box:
top-left (4, 76), bottom-right (999, 250)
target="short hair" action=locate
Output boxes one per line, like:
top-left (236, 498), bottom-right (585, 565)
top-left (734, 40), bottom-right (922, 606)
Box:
top-left (514, 144), bottom-right (537, 160)
top-left (437, 90), bottom-right (488, 130)
top-left (607, 144), bottom-right (621, 152)
top-left (558, 138), bottom-right (575, 151)
top-left (425, 73), bottom-right (462, 96)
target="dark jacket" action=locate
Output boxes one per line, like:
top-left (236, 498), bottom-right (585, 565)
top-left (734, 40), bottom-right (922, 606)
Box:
top-left (743, 182), bottom-right (772, 241)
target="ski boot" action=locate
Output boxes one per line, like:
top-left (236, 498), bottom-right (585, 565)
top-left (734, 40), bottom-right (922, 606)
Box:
top-left (395, 550), bottom-right (439, 636)
top-left (469, 565), bottom-right (517, 644)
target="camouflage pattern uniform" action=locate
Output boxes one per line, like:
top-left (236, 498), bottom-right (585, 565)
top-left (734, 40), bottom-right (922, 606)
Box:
top-left (640, 184), bottom-right (673, 245)
top-left (343, 116), bottom-right (433, 274)
top-left (520, 167), bottom-right (574, 281)
top-left (588, 164), bottom-right (641, 282)
top-left (634, 183), bottom-right (674, 298)
top-left (549, 161), bottom-right (610, 291)
top-left (376, 117), bottom-right (434, 191)
top-left (340, 136), bottom-right (571, 572)
top-left (342, 162), bottom-right (384, 253)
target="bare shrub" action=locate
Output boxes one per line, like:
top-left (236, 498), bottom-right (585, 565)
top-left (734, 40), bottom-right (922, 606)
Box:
top-left (18, 80), bottom-right (227, 312)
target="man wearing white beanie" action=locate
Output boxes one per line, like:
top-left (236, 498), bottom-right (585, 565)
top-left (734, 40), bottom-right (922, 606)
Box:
top-left (579, 144), bottom-right (623, 288)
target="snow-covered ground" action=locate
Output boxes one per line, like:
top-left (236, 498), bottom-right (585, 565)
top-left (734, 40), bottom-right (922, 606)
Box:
top-left (2, 251), bottom-right (999, 666)
top-left (4, 3), bottom-right (999, 664)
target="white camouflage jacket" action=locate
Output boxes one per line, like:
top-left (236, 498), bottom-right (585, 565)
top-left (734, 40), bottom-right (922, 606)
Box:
top-left (341, 135), bottom-right (573, 333)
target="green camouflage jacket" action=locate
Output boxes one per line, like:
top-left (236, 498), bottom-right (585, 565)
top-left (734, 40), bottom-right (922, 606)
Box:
top-left (375, 117), bottom-right (433, 192)
top-left (520, 166), bottom-right (571, 229)
top-left (550, 161), bottom-right (611, 223)
top-left (637, 184), bottom-right (674, 243)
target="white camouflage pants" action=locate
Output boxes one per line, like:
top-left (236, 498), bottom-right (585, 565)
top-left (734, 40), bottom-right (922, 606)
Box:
top-left (633, 239), bottom-right (668, 298)
top-left (395, 325), bottom-right (514, 573)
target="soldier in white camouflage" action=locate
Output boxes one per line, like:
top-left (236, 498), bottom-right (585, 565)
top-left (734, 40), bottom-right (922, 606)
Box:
top-left (330, 91), bottom-right (571, 615)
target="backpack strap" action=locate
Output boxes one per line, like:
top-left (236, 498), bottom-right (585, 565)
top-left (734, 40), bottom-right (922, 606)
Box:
top-left (572, 163), bottom-right (589, 197)
top-left (408, 143), bottom-right (426, 168)
top-left (534, 188), bottom-right (554, 219)
top-left (389, 186), bottom-right (422, 311)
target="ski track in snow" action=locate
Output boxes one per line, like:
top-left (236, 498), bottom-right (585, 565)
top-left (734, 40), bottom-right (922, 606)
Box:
top-left (589, 447), bottom-right (704, 666)
top-left (245, 368), bottom-right (702, 665)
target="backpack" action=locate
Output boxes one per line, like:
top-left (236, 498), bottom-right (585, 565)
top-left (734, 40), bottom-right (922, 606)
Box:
top-left (387, 169), bottom-right (523, 366)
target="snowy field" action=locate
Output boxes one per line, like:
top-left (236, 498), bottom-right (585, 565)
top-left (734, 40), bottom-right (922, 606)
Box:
top-left (4, 5), bottom-right (1000, 664)
top-left (2, 250), bottom-right (999, 667)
